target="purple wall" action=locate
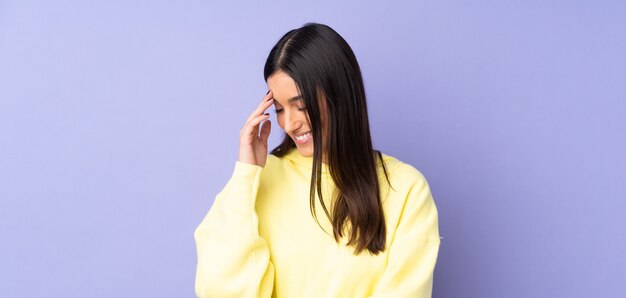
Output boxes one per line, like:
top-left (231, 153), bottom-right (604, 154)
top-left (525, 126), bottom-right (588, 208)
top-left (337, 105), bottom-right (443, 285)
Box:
top-left (1, 1), bottom-right (624, 297)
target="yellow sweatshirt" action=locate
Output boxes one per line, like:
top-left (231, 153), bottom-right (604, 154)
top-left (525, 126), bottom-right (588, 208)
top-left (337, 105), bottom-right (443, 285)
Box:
top-left (194, 148), bottom-right (440, 298)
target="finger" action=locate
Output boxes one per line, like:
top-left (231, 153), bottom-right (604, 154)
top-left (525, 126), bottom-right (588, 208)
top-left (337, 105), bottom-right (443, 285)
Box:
top-left (246, 97), bottom-right (273, 123)
top-left (259, 119), bottom-right (271, 145)
top-left (242, 113), bottom-right (270, 136)
top-left (246, 91), bottom-right (274, 123)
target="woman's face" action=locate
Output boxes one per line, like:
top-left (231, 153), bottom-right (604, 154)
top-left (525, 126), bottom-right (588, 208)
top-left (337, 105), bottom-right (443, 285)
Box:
top-left (267, 71), bottom-right (329, 162)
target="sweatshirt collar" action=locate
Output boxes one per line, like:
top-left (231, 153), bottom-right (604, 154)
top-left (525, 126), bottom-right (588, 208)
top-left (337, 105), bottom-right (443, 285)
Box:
top-left (284, 148), bottom-right (329, 173)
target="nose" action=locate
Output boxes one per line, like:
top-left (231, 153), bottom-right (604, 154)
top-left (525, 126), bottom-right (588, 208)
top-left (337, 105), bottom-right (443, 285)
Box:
top-left (283, 109), bottom-right (303, 134)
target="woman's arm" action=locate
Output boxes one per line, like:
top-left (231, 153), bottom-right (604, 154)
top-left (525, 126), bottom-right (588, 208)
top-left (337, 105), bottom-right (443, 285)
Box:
top-left (369, 166), bottom-right (441, 298)
top-left (193, 161), bottom-right (274, 298)
top-left (193, 90), bottom-right (275, 297)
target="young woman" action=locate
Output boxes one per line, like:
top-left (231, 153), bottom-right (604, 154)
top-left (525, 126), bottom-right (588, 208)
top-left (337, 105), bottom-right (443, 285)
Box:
top-left (194, 23), bottom-right (441, 298)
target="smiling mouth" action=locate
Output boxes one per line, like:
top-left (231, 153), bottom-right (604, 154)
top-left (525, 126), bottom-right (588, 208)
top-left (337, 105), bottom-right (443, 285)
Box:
top-left (293, 132), bottom-right (312, 143)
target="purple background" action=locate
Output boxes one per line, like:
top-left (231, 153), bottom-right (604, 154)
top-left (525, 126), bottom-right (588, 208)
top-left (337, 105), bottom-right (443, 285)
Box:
top-left (1, 1), bottom-right (625, 297)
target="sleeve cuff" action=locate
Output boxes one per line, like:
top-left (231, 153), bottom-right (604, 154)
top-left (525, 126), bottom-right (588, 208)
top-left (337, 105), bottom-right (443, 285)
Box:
top-left (232, 161), bottom-right (263, 180)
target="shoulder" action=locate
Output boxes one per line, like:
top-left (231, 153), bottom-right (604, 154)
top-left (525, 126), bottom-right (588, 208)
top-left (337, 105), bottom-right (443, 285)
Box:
top-left (376, 151), bottom-right (429, 191)
top-left (377, 152), bottom-right (439, 242)
top-left (376, 151), bottom-right (436, 220)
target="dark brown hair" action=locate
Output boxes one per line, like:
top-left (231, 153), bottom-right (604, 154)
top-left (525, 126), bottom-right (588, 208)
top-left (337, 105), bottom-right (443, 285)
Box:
top-left (264, 22), bottom-right (393, 255)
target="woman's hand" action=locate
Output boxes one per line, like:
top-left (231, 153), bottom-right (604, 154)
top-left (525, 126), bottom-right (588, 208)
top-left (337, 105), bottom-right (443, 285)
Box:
top-left (238, 90), bottom-right (274, 167)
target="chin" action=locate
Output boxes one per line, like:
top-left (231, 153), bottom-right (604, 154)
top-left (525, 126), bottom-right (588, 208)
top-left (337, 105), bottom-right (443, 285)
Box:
top-left (295, 144), bottom-right (314, 157)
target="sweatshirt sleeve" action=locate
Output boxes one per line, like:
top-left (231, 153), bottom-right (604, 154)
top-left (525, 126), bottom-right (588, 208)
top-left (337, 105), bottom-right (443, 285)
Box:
top-left (193, 161), bottom-right (274, 298)
top-left (369, 167), bottom-right (441, 298)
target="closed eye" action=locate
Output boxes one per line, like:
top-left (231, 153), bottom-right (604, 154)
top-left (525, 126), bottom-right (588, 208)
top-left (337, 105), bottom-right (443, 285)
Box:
top-left (274, 107), bottom-right (307, 113)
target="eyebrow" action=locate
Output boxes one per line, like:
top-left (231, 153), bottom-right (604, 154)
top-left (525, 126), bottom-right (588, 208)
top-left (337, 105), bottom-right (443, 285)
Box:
top-left (287, 95), bottom-right (303, 102)
top-left (273, 95), bottom-right (303, 105)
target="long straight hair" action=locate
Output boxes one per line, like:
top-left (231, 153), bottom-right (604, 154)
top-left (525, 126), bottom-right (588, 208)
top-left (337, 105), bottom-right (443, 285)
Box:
top-left (264, 23), bottom-right (392, 255)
